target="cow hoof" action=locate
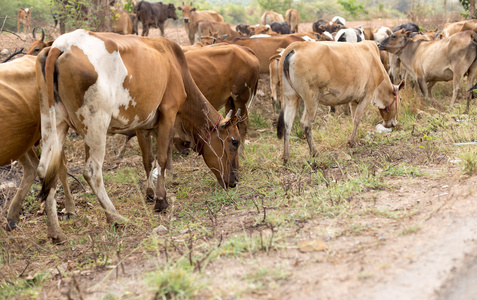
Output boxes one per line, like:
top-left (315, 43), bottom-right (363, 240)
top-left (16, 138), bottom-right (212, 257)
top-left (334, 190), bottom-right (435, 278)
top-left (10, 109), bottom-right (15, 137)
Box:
top-left (146, 194), bottom-right (154, 203)
top-left (6, 221), bottom-right (18, 231)
top-left (48, 232), bottom-right (67, 245)
top-left (154, 198), bottom-right (169, 213)
top-left (63, 213), bottom-right (76, 221)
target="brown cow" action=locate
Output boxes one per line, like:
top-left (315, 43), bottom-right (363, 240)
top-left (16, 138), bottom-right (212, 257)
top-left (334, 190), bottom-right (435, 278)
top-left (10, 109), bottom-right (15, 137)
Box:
top-left (26, 28), bottom-right (53, 55)
top-left (197, 20), bottom-right (241, 41)
top-left (185, 44), bottom-right (260, 145)
top-left (379, 29), bottom-right (477, 108)
top-left (277, 41), bottom-right (404, 162)
top-left (111, 9), bottom-right (133, 34)
top-left (178, 3), bottom-right (224, 45)
top-left (36, 30), bottom-right (240, 243)
top-left (2, 56), bottom-right (74, 232)
top-left (442, 20), bottom-right (477, 37)
top-left (17, 7), bottom-right (33, 35)
top-left (261, 11), bottom-right (284, 25)
top-left (285, 9), bottom-right (299, 33)
top-left (228, 35), bottom-right (303, 74)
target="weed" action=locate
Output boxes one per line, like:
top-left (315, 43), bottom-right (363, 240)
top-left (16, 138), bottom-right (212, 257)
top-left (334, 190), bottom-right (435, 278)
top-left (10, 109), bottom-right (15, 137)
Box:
top-left (148, 259), bottom-right (204, 300)
top-left (458, 147), bottom-right (477, 175)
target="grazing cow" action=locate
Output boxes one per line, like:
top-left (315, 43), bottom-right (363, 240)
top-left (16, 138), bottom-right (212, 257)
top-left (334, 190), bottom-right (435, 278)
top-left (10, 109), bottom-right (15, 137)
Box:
top-left (36, 30), bottom-right (240, 243)
top-left (313, 19), bottom-right (345, 34)
top-left (335, 28), bottom-right (364, 42)
top-left (178, 3), bottom-right (224, 45)
top-left (269, 53), bottom-right (282, 107)
top-left (111, 9), bottom-right (133, 34)
top-left (197, 20), bottom-right (241, 41)
top-left (441, 20), bottom-right (477, 37)
top-left (277, 41), bottom-right (404, 162)
top-left (17, 7), bottom-right (33, 35)
top-left (379, 29), bottom-right (477, 108)
top-left (270, 21), bottom-right (291, 35)
top-left (392, 22), bottom-right (419, 33)
top-left (183, 44), bottom-right (259, 149)
top-left (228, 35), bottom-right (303, 74)
top-left (135, 1), bottom-right (178, 36)
top-left (285, 9), bottom-right (299, 33)
top-left (2, 56), bottom-right (74, 232)
top-left (261, 11), bottom-right (284, 25)
top-left (236, 23), bottom-right (251, 36)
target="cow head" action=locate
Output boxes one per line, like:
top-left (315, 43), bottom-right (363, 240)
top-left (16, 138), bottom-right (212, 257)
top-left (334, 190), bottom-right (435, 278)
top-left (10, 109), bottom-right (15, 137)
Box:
top-left (177, 3), bottom-right (196, 23)
top-left (27, 28), bottom-right (53, 55)
top-left (328, 21), bottom-right (345, 33)
top-left (201, 110), bottom-right (241, 188)
top-left (378, 29), bottom-right (412, 53)
top-left (377, 80), bottom-right (405, 128)
top-left (167, 3), bottom-right (178, 20)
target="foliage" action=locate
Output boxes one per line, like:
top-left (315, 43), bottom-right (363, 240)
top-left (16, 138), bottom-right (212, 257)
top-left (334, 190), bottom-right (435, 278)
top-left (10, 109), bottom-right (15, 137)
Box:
top-left (255, 0), bottom-right (291, 15)
top-left (337, 0), bottom-right (368, 17)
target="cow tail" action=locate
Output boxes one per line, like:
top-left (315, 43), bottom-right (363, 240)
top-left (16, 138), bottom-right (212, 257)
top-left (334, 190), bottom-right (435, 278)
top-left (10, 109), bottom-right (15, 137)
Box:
top-left (277, 49), bottom-right (295, 139)
top-left (37, 47), bottom-right (63, 202)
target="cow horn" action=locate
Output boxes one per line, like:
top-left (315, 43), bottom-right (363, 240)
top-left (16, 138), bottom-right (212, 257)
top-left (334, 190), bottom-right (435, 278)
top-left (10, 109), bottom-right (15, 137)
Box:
top-left (225, 110), bottom-right (233, 119)
top-left (235, 109), bottom-right (241, 117)
top-left (32, 27), bottom-right (37, 39)
top-left (41, 28), bottom-right (45, 42)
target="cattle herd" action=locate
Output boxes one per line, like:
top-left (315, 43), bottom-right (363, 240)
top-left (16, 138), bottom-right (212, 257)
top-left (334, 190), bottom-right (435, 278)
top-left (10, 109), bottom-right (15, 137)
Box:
top-left (3, 2), bottom-right (477, 243)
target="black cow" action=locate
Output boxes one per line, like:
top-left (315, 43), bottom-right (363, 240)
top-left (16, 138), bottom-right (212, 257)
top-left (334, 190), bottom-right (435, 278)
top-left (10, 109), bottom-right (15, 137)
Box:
top-left (312, 19), bottom-right (344, 34)
top-left (392, 22), bottom-right (420, 33)
top-left (135, 1), bottom-right (178, 36)
top-left (270, 21), bottom-right (290, 34)
top-left (236, 23), bottom-right (251, 36)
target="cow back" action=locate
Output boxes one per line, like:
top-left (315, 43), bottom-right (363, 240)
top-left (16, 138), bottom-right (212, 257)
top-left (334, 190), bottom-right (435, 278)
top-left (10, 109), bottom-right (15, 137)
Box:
top-left (0, 56), bottom-right (39, 165)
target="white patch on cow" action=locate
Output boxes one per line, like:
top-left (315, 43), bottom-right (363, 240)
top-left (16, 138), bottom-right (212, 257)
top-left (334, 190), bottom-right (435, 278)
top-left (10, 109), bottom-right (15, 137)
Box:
top-left (323, 31), bottom-right (333, 40)
top-left (302, 36), bottom-right (314, 42)
top-left (25, 8), bottom-right (29, 13)
top-left (251, 34), bottom-right (271, 38)
top-left (332, 16), bottom-right (346, 26)
top-left (52, 30), bottom-right (142, 133)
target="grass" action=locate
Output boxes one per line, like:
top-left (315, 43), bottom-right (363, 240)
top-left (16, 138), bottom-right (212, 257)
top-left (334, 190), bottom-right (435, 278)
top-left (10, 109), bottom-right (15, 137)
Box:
top-left (1, 78), bottom-right (476, 298)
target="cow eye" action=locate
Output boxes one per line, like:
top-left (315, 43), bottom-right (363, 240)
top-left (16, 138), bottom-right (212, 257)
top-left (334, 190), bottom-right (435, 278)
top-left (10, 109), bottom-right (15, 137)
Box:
top-left (391, 35), bottom-right (395, 39)
top-left (232, 140), bottom-right (239, 148)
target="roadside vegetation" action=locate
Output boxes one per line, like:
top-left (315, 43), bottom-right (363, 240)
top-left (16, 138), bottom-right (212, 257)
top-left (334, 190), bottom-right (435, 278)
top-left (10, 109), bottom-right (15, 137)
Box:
top-left (1, 72), bottom-right (476, 298)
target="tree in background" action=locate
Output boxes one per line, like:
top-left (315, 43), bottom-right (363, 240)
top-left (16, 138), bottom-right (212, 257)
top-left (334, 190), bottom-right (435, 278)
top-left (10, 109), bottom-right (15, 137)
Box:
top-left (337, 0), bottom-right (368, 17)
top-left (459, 0), bottom-right (476, 17)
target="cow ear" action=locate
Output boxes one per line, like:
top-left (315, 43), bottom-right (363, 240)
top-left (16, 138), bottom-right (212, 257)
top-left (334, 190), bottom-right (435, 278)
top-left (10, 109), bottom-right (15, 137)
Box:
top-left (191, 7), bottom-right (196, 11)
top-left (221, 34), bottom-right (229, 40)
top-left (47, 41), bottom-right (54, 46)
top-left (220, 116), bottom-right (238, 130)
top-left (178, 6), bottom-right (182, 10)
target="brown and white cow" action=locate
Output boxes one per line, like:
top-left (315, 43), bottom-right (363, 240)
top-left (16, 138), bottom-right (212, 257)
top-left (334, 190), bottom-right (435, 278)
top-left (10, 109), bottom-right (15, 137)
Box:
top-left (17, 7), bottom-right (33, 35)
top-left (36, 30), bottom-right (240, 243)
top-left (177, 3), bottom-right (224, 45)
top-left (285, 9), bottom-right (299, 33)
top-left (379, 29), bottom-right (477, 108)
top-left (261, 11), bottom-right (284, 25)
top-left (111, 9), bottom-right (133, 34)
top-left (277, 41), bottom-right (404, 162)
top-left (441, 20), bottom-right (477, 38)
top-left (1, 55), bottom-right (74, 232)
top-left (228, 35), bottom-right (303, 74)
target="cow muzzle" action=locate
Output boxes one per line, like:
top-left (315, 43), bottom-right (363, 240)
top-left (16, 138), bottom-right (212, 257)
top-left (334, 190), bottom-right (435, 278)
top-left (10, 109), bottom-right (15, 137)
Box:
top-left (183, 18), bottom-right (189, 23)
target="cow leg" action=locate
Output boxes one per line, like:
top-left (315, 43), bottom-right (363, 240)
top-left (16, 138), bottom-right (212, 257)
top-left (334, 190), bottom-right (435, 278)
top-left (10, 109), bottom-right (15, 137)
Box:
top-left (6, 149), bottom-right (38, 231)
top-left (137, 129), bottom-right (155, 202)
top-left (427, 81), bottom-right (436, 100)
top-left (449, 73), bottom-right (462, 108)
top-left (417, 77), bottom-right (429, 102)
top-left (82, 114), bottom-right (124, 226)
top-left (349, 100), bottom-right (367, 147)
top-left (159, 23), bottom-right (165, 37)
top-left (301, 99), bottom-right (318, 157)
top-left (43, 122), bottom-right (69, 243)
top-left (59, 151), bottom-right (75, 219)
top-left (280, 94), bottom-right (300, 163)
top-left (142, 25), bottom-right (149, 36)
top-left (466, 63), bottom-right (477, 113)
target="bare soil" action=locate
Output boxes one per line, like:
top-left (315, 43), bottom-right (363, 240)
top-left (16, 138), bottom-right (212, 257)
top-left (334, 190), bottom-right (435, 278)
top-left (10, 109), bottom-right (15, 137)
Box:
top-left (1, 20), bottom-right (477, 300)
